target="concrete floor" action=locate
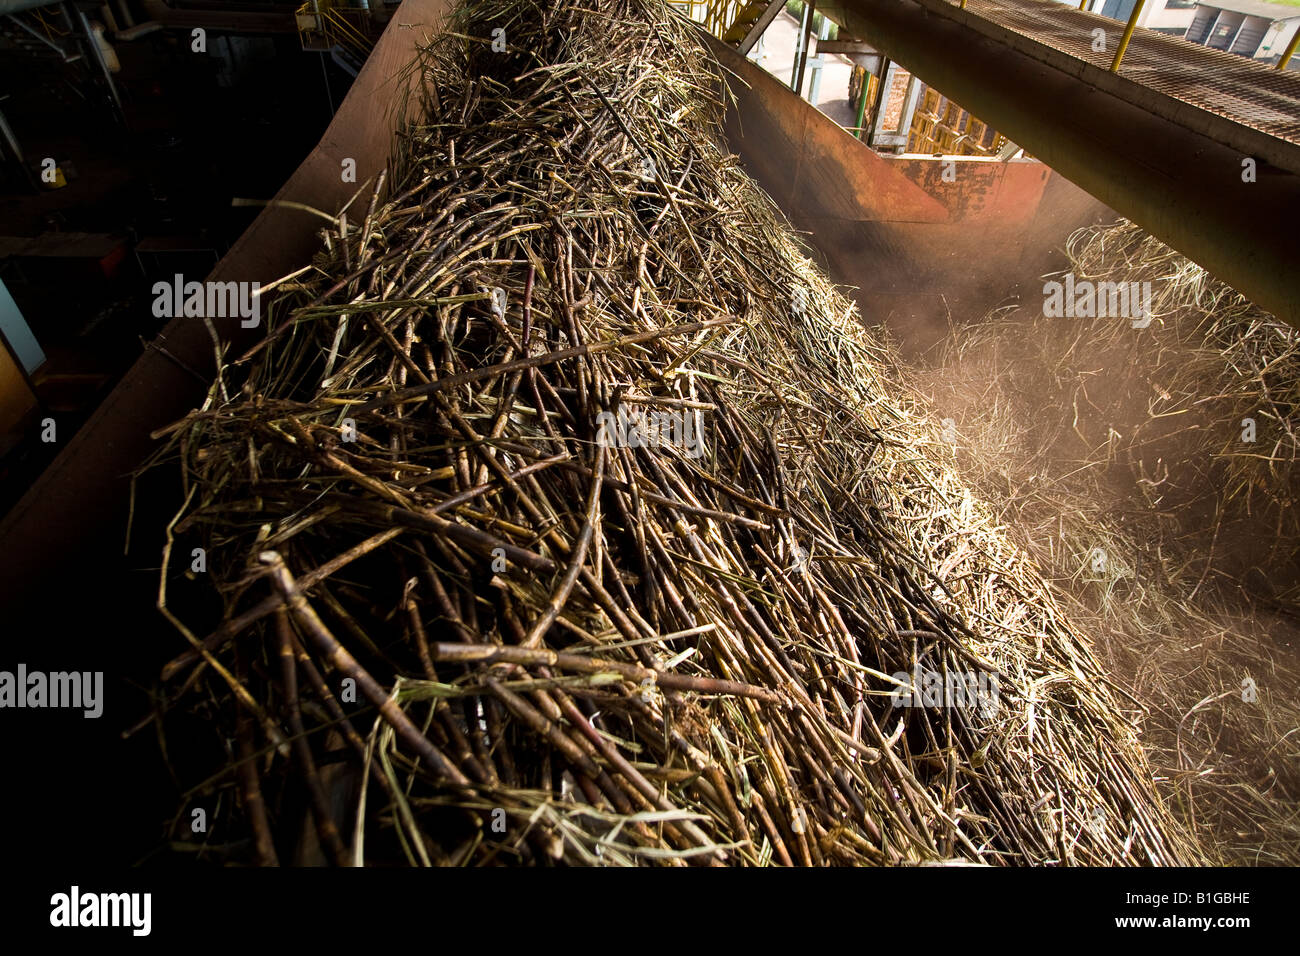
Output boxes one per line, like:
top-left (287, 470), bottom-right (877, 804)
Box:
top-left (745, 11), bottom-right (858, 128)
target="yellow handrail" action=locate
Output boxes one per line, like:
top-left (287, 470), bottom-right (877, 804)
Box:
top-left (295, 1), bottom-right (375, 61)
top-left (1110, 0), bottom-right (1146, 72)
top-left (326, 8), bottom-right (371, 55)
top-left (1276, 27), bottom-right (1300, 70)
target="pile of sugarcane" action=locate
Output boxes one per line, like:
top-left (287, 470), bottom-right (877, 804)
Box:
top-left (147, 0), bottom-right (1200, 865)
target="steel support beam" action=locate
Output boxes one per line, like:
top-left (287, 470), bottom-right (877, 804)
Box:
top-left (865, 56), bottom-right (891, 147)
top-left (738, 0), bottom-right (786, 55)
top-left (6, 10), bottom-right (78, 59)
top-left (816, 39), bottom-right (879, 54)
top-left (66, 1), bottom-right (125, 125)
top-left (792, 0), bottom-right (817, 96)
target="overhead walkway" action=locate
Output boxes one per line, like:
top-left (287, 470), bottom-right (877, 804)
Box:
top-left (876, 0), bottom-right (1300, 170)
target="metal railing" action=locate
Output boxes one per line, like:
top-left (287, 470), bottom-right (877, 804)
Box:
top-left (295, 1), bottom-right (374, 63)
top-left (668, 0), bottom-right (755, 42)
top-left (908, 87), bottom-right (1007, 155)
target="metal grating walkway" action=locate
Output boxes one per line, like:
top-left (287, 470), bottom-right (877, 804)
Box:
top-left (960, 0), bottom-right (1300, 150)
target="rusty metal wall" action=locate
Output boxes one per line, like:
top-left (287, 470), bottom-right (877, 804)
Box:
top-left (706, 32), bottom-right (1114, 353)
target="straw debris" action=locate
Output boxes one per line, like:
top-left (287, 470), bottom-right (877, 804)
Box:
top-left (146, 0), bottom-right (1198, 866)
top-left (911, 219), bottom-right (1300, 864)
